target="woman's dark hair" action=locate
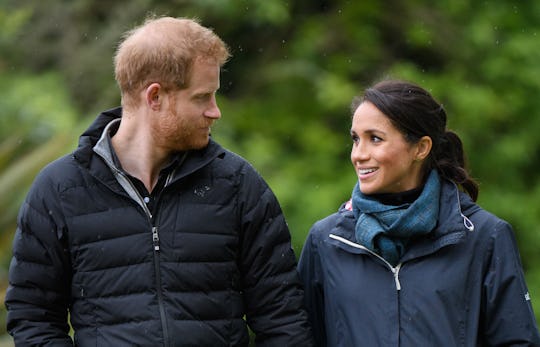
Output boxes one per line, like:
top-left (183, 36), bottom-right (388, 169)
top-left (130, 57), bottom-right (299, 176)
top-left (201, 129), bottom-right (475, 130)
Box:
top-left (351, 79), bottom-right (479, 201)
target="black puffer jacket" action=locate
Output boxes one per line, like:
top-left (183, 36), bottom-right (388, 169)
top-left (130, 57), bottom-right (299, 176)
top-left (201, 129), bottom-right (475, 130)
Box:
top-left (5, 107), bottom-right (313, 346)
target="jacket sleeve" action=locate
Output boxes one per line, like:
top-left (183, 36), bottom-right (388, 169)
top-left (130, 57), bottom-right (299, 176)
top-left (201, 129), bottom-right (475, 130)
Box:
top-left (4, 169), bottom-right (73, 346)
top-left (237, 164), bottom-right (314, 346)
top-left (481, 220), bottom-right (540, 345)
top-left (298, 225), bottom-right (327, 347)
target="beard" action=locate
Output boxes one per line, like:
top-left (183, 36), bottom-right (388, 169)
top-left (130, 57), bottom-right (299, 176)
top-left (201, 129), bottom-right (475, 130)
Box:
top-left (151, 111), bottom-right (212, 152)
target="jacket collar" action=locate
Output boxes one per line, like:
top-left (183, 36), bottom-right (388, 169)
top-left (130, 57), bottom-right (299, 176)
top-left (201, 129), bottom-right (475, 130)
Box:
top-left (330, 179), bottom-right (479, 263)
top-left (399, 180), bottom-right (478, 262)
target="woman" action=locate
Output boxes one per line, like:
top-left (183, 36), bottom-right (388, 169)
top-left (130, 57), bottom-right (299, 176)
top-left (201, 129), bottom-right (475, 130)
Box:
top-left (298, 80), bottom-right (540, 346)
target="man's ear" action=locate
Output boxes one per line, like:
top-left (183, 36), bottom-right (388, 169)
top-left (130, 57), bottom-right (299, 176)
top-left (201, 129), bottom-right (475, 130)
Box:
top-left (415, 136), bottom-right (433, 161)
top-left (145, 83), bottom-right (162, 110)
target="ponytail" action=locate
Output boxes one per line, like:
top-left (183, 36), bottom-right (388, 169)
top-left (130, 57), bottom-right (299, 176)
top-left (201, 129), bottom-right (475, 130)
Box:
top-left (433, 130), bottom-right (479, 201)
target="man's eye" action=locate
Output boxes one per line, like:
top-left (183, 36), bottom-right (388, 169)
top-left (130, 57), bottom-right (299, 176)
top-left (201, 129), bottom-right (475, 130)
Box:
top-left (195, 94), bottom-right (211, 101)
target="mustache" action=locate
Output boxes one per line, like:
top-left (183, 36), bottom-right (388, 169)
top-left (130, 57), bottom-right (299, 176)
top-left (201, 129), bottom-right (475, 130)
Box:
top-left (205, 119), bottom-right (218, 128)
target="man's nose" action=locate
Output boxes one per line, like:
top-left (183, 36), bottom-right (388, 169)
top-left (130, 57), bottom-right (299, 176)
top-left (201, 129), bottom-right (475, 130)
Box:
top-left (204, 95), bottom-right (221, 119)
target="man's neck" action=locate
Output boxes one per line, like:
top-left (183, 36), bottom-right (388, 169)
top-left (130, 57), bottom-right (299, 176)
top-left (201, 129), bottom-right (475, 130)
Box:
top-left (111, 120), bottom-right (170, 193)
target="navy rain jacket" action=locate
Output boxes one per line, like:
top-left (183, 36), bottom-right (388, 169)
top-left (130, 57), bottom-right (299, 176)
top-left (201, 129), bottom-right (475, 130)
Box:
top-left (299, 179), bottom-right (540, 346)
top-left (5, 107), bottom-right (313, 346)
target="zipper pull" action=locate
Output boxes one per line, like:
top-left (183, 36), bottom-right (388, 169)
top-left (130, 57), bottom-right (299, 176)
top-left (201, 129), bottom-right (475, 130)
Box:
top-left (392, 263), bottom-right (402, 291)
top-left (152, 227), bottom-right (160, 251)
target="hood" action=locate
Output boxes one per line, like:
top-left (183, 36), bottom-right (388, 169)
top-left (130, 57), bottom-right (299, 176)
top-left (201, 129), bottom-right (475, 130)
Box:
top-left (74, 107), bottom-right (123, 167)
top-left (79, 107), bottom-right (122, 149)
top-left (436, 180), bottom-right (479, 234)
top-left (402, 180), bottom-right (480, 262)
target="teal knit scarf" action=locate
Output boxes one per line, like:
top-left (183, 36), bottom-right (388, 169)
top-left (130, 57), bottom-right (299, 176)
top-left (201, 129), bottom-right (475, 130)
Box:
top-left (352, 170), bottom-right (441, 266)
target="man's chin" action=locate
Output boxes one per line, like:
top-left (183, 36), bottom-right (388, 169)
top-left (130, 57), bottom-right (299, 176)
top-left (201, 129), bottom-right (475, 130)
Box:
top-left (186, 138), bottom-right (210, 151)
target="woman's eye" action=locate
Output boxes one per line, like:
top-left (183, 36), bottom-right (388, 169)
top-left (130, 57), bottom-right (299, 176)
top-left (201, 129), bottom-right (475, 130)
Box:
top-left (371, 135), bottom-right (382, 143)
top-left (351, 134), bottom-right (359, 143)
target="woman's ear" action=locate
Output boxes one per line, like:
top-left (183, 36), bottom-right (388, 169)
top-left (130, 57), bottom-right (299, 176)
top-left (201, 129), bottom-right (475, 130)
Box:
top-left (145, 83), bottom-right (162, 110)
top-left (415, 136), bottom-right (433, 161)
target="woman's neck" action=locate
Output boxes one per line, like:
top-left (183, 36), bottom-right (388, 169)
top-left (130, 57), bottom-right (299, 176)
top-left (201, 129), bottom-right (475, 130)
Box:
top-left (370, 186), bottom-right (424, 206)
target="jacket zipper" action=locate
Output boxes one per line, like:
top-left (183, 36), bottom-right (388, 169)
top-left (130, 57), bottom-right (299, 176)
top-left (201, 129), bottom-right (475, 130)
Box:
top-left (107, 166), bottom-right (170, 346)
top-left (151, 171), bottom-right (179, 347)
top-left (94, 131), bottom-right (175, 346)
top-left (329, 234), bottom-right (402, 290)
top-left (151, 226), bottom-right (169, 346)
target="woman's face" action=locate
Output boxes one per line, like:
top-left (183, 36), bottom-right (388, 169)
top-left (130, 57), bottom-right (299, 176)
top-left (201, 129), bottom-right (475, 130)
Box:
top-left (350, 101), bottom-right (428, 195)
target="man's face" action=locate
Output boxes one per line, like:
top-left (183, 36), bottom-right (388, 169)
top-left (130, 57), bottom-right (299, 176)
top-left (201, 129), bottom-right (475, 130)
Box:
top-left (151, 59), bottom-right (221, 151)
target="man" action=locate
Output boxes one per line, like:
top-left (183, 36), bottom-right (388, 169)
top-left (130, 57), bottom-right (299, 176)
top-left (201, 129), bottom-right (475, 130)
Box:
top-left (5, 16), bottom-right (313, 346)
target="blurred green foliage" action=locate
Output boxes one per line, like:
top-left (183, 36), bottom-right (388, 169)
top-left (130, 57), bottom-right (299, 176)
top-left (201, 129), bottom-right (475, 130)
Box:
top-left (1, 0), bottom-right (540, 342)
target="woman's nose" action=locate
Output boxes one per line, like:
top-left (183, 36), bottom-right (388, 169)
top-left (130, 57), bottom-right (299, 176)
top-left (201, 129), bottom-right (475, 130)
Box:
top-left (351, 141), bottom-right (369, 161)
